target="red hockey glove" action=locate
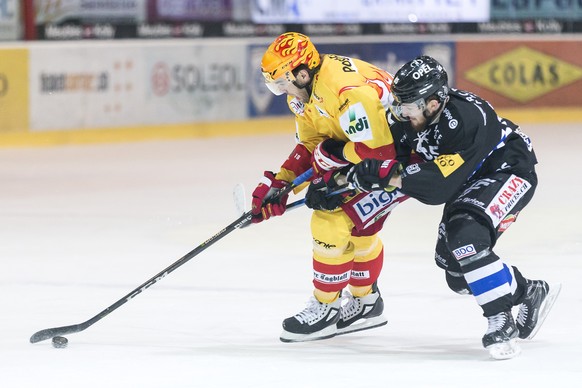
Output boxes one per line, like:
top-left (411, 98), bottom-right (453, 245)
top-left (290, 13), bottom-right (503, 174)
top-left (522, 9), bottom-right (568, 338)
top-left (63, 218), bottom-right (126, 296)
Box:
top-left (311, 139), bottom-right (350, 177)
top-left (251, 171), bottom-right (289, 224)
top-left (347, 159), bottom-right (401, 192)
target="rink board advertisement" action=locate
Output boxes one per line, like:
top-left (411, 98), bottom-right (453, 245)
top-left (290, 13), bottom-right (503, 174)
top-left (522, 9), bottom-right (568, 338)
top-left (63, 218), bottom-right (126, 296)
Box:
top-left (142, 41), bottom-right (247, 125)
top-left (147, 0), bottom-right (233, 21)
top-left (34, 0), bottom-right (147, 24)
top-left (491, 0), bottom-right (582, 20)
top-left (0, 48), bottom-right (29, 133)
top-left (29, 44), bottom-right (144, 131)
top-left (0, 0), bottom-right (21, 40)
top-left (28, 41), bottom-right (247, 131)
top-left (251, 0), bottom-right (489, 23)
top-left (4, 38), bottom-right (582, 144)
top-left (248, 41), bottom-right (455, 118)
top-left (456, 41), bottom-right (582, 108)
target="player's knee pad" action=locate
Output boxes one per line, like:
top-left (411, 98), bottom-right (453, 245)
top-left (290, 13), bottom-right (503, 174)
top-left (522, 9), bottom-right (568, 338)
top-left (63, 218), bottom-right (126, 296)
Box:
top-left (311, 209), bottom-right (353, 261)
top-left (352, 234), bottom-right (382, 261)
top-left (434, 222), bottom-right (455, 270)
top-left (445, 270), bottom-right (472, 295)
top-left (311, 210), bottom-right (355, 292)
top-left (350, 234), bottom-right (383, 287)
top-left (446, 212), bottom-right (492, 266)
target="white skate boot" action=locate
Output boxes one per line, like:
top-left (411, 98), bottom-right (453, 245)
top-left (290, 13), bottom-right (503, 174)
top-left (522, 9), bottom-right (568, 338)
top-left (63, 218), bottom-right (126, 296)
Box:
top-left (280, 297), bottom-right (340, 343)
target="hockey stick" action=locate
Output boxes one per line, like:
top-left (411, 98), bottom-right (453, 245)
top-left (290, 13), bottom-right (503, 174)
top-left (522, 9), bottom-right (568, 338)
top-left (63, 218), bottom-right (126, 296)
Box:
top-left (233, 183), bottom-right (247, 216)
top-left (237, 180), bottom-right (353, 215)
top-left (285, 181), bottom-right (354, 209)
top-left (29, 168), bottom-right (314, 344)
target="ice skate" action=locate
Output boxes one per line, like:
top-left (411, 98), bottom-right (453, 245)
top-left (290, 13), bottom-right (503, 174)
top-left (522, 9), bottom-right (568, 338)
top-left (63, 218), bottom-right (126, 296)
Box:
top-left (280, 296), bottom-right (340, 343)
top-left (482, 311), bottom-right (521, 360)
top-left (337, 283), bottom-right (387, 335)
top-left (516, 280), bottom-right (561, 340)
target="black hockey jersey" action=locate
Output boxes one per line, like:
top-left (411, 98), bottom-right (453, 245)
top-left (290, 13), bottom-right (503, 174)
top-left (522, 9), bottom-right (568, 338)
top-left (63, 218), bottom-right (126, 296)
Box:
top-left (390, 89), bottom-right (538, 205)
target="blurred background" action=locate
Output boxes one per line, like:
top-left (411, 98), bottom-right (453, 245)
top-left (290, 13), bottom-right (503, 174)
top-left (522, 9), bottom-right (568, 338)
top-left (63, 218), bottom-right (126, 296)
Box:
top-left (0, 0), bottom-right (581, 146)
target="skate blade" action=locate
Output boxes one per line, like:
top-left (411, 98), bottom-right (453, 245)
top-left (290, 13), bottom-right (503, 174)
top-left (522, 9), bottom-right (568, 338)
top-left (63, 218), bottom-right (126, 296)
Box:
top-left (279, 324), bottom-right (337, 343)
top-left (526, 282), bottom-right (562, 340)
top-left (487, 339), bottom-right (521, 360)
top-left (336, 315), bottom-right (388, 335)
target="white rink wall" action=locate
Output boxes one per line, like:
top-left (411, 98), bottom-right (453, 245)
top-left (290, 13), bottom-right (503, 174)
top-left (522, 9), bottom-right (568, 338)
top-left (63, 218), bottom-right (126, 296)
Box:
top-left (0, 35), bottom-right (581, 146)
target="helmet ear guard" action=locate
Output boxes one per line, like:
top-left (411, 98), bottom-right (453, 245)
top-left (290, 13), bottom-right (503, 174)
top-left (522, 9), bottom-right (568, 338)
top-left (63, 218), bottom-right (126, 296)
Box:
top-left (433, 84), bottom-right (449, 104)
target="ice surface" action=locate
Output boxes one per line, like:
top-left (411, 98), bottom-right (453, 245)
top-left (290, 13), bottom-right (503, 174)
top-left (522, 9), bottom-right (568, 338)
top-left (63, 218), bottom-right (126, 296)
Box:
top-left (1, 123), bottom-right (581, 387)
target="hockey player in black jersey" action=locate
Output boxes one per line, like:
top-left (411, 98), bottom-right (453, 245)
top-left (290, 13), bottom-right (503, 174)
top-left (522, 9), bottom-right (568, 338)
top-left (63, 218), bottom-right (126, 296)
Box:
top-left (347, 55), bottom-right (561, 360)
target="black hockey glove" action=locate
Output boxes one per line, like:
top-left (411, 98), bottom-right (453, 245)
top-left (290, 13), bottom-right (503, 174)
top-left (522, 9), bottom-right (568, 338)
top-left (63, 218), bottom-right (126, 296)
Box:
top-left (347, 158), bottom-right (401, 192)
top-left (305, 171), bottom-right (345, 211)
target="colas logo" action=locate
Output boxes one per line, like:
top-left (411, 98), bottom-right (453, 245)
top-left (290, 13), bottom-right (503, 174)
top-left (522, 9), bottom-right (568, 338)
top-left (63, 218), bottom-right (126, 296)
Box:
top-left (464, 46), bottom-right (582, 103)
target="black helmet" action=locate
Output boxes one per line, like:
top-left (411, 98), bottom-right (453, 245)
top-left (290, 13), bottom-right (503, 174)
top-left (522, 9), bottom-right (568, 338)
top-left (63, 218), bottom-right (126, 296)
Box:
top-left (392, 56), bottom-right (449, 104)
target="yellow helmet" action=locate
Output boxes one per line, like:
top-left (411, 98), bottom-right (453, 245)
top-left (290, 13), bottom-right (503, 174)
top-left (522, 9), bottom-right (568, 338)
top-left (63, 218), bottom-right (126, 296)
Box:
top-left (261, 32), bottom-right (320, 83)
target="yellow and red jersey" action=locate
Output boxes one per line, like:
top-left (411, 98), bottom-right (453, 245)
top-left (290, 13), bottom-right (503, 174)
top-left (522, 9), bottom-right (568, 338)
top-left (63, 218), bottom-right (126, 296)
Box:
top-left (276, 54), bottom-right (396, 183)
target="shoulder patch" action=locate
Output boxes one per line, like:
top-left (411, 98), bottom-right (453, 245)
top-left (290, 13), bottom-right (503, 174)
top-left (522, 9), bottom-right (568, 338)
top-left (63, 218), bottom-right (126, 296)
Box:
top-left (289, 98), bottom-right (304, 116)
top-left (434, 154), bottom-right (464, 177)
top-left (339, 102), bottom-right (373, 142)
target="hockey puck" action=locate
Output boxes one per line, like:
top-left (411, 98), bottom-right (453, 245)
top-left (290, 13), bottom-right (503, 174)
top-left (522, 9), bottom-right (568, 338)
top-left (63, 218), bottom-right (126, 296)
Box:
top-left (52, 336), bottom-right (68, 349)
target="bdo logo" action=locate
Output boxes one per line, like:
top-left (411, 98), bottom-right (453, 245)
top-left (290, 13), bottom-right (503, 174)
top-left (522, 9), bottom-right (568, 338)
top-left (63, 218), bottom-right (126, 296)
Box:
top-left (453, 244), bottom-right (476, 260)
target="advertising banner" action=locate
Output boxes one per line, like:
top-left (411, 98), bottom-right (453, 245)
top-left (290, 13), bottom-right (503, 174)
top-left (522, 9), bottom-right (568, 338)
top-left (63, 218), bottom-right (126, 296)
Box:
top-left (248, 40), bottom-right (455, 117)
top-left (143, 41), bottom-right (247, 124)
top-left (28, 41), bottom-right (247, 131)
top-left (147, 0), bottom-right (232, 21)
top-left (252, 0), bottom-right (490, 23)
top-left (0, 0), bottom-right (20, 40)
top-left (29, 44), bottom-right (145, 130)
top-left (0, 48), bottom-right (28, 132)
top-left (457, 41), bottom-right (582, 108)
top-left (35, 0), bottom-right (147, 24)
top-left (491, 0), bottom-right (582, 20)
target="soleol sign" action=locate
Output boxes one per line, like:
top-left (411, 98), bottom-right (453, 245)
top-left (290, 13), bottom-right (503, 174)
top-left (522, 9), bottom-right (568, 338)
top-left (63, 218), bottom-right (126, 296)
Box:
top-left (464, 46), bottom-right (582, 103)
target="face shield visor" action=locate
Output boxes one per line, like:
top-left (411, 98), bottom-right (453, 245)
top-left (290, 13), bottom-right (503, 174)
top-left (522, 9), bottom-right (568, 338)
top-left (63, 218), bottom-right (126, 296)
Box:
top-left (262, 71), bottom-right (296, 96)
top-left (389, 97), bottom-right (427, 122)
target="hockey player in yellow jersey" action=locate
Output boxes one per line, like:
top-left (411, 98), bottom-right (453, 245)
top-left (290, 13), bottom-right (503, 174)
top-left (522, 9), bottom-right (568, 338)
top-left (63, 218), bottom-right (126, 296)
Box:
top-left (251, 32), bottom-right (408, 342)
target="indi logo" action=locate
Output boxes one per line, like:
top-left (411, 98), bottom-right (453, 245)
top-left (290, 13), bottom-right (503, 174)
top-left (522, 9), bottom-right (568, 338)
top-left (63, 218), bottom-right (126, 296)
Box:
top-left (340, 102), bottom-right (373, 141)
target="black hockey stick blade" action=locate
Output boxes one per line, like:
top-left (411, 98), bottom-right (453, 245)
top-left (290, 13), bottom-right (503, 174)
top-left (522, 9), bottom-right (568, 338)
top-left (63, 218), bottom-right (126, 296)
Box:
top-left (30, 323), bottom-right (88, 343)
